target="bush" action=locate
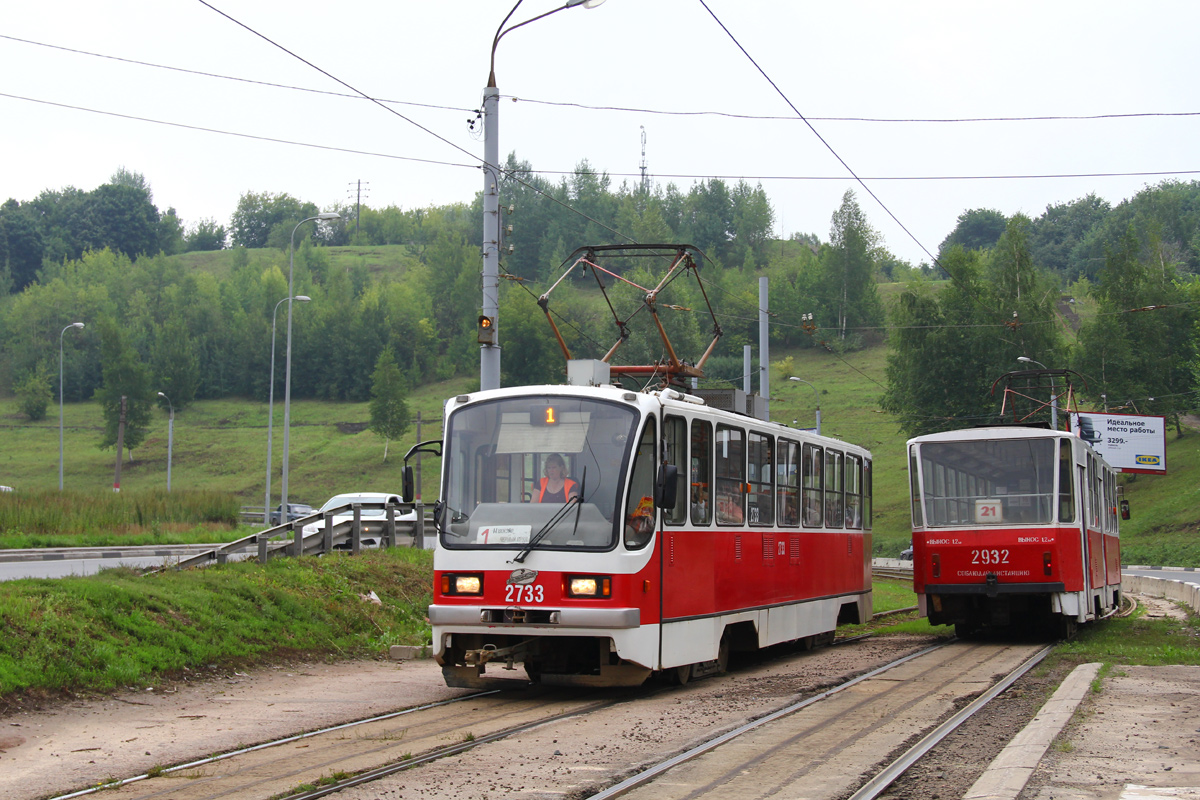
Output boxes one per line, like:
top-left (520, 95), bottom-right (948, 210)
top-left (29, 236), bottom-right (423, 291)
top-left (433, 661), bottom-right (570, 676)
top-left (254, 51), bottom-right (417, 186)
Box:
top-left (14, 363), bottom-right (52, 421)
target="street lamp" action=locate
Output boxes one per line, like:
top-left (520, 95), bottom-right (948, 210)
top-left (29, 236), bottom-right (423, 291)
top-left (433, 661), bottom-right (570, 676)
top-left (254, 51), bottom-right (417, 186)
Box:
top-left (265, 295), bottom-right (310, 526)
top-left (59, 322), bottom-right (84, 491)
top-left (281, 213), bottom-right (339, 533)
top-left (481, 0), bottom-right (606, 390)
top-left (1017, 356), bottom-right (1057, 429)
top-left (788, 377), bottom-right (821, 435)
top-left (157, 392), bottom-right (174, 492)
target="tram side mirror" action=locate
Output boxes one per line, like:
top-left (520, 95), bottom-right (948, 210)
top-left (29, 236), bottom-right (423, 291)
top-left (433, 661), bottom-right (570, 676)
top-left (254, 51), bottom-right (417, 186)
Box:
top-left (1120, 499), bottom-right (1130, 520)
top-left (402, 466), bottom-right (415, 504)
top-left (655, 464), bottom-right (679, 511)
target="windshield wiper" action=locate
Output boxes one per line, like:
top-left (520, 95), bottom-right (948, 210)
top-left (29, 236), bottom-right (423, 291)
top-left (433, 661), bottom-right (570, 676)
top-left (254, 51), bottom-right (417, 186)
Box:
top-left (570, 467), bottom-right (588, 540)
top-left (513, 482), bottom-right (584, 564)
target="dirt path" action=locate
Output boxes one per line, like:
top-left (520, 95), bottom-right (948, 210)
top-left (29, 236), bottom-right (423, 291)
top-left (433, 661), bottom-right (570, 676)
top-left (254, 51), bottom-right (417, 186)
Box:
top-left (3, 598), bottom-right (1196, 800)
top-left (0, 658), bottom-right (469, 800)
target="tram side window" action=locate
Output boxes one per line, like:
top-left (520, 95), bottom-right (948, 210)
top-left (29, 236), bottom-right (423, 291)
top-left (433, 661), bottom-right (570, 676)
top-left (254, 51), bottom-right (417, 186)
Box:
top-left (825, 449), bottom-right (845, 528)
top-left (715, 425), bottom-right (746, 525)
top-left (691, 419), bottom-right (713, 525)
top-left (1058, 440), bottom-right (1075, 523)
top-left (802, 443), bottom-right (824, 527)
top-left (623, 419), bottom-right (657, 549)
top-left (1087, 454), bottom-right (1098, 529)
top-left (777, 439), bottom-right (800, 527)
top-left (747, 431), bottom-right (774, 526)
top-left (845, 454), bottom-right (863, 530)
top-left (663, 416), bottom-right (689, 526)
top-left (863, 459), bottom-right (873, 530)
top-left (909, 448), bottom-right (923, 528)
top-left (1102, 469), bottom-right (1114, 533)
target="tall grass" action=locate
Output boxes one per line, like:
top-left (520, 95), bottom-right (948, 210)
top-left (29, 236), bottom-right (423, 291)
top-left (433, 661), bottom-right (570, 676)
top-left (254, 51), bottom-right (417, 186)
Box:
top-left (0, 489), bottom-right (240, 545)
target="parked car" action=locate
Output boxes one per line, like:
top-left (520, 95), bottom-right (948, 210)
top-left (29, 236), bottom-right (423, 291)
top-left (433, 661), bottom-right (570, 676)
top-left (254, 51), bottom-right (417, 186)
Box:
top-left (900, 541), bottom-right (914, 561)
top-left (270, 502), bottom-right (316, 525)
top-left (0, 485), bottom-right (13, 492)
top-left (302, 492), bottom-right (415, 547)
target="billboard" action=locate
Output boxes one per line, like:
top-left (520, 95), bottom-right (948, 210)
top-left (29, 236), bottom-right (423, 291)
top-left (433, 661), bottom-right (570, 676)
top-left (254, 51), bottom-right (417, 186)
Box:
top-left (1068, 412), bottom-right (1167, 474)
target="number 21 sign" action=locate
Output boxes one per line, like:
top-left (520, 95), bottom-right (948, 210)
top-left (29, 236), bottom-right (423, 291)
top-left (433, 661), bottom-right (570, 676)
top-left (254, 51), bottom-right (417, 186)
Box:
top-left (974, 499), bottom-right (1003, 523)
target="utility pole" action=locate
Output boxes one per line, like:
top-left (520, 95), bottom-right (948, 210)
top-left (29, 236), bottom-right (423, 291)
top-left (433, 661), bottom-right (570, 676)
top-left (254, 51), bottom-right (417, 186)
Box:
top-left (759, 276), bottom-right (769, 421)
top-left (415, 411), bottom-right (422, 502)
top-left (639, 126), bottom-right (649, 196)
top-left (113, 396), bottom-right (127, 493)
top-left (346, 180), bottom-right (369, 242)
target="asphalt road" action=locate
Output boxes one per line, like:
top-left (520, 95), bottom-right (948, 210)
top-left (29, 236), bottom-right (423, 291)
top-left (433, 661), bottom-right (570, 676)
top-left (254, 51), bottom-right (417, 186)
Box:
top-left (0, 547), bottom-right (1193, 584)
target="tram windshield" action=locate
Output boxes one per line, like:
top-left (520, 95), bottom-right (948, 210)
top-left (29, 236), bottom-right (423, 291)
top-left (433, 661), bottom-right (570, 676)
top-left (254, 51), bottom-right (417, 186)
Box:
top-left (913, 438), bottom-right (1057, 527)
top-left (439, 395), bottom-right (641, 549)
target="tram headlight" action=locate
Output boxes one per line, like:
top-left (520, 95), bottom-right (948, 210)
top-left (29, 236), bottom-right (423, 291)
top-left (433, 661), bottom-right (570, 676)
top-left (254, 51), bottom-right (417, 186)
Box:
top-left (567, 575), bottom-right (612, 598)
top-left (441, 573), bottom-right (483, 596)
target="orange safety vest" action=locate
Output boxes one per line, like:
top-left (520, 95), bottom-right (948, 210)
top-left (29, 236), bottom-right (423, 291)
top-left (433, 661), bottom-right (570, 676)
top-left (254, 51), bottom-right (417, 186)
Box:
top-left (537, 477), bottom-right (577, 503)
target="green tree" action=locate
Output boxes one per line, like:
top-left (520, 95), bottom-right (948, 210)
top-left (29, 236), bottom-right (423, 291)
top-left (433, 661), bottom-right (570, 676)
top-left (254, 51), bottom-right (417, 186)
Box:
top-left (184, 218), bottom-right (227, 251)
top-left (500, 288), bottom-right (564, 387)
top-left (883, 217), bottom-right (1067, 437)
top-left (229, 192), bottom-right (318, 249)
top-left (14, 361), bottom-right (52, 421)
top-left (1075, 228), bottom-right (1197, 434)
top-left (85, 183), bottom-right (160, 258)
top-left (821, 190), bottom-right (883, 345)
top-left (0, 200), bottom-right (45, 292)
top-left (93, 317), bottom-right (153, 460)
top-left (1027, 194), bottom-right (1110, 277)
top-left (368, 347), bottom-right (410, 462)
top-left (152, 318), bottom-right (200, 410)
top-left (938, 208), bottom-right (1007, 255)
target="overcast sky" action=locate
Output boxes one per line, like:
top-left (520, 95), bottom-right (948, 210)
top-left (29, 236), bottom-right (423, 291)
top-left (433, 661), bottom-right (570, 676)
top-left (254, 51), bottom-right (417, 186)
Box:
top-left (2, 0), bottom-right (1196, 266)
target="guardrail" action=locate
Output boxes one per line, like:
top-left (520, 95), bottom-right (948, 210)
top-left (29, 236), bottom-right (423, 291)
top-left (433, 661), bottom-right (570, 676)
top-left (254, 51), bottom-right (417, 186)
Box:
top-left (165, 501), bottom-right (432, 572)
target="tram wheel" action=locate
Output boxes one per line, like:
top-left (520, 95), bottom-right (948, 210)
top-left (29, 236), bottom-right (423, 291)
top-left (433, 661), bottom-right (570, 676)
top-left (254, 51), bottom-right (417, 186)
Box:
top-left (954, 623), bottom-right (979, 640)
top-left (1057, 616), bottom-right (1078, 640)
top-left (672, 664), bottom-right (692, 685)
top-left (716, 634), bottom-right (731, 675)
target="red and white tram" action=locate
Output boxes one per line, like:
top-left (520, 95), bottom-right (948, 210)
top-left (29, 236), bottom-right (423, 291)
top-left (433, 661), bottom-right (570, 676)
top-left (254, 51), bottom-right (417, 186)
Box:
top-left (423, 383), bottom-right (873, 688)
top-left (906, 426), bottom-right (1122, 637)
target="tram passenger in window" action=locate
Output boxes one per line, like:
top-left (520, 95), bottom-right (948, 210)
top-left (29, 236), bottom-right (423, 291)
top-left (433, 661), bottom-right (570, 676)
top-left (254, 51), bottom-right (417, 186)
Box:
top-left (536, 453), bottom-right (578, 503)
top-left (691, 485), bottom-right (709, 521)
top-left (717, 492), bottom-right (744, 524)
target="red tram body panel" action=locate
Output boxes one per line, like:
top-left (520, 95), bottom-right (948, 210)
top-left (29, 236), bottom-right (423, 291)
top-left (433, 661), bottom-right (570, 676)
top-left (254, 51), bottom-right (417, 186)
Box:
top-left (907, 427), bottom-right (1121, 636)
top-left (428, 385), bottom-right (872, 687)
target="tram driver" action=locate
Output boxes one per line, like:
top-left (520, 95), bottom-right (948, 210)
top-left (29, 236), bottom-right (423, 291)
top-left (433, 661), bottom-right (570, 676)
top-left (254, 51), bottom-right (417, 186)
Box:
top-left (535, 453), bottom-right (579, 503)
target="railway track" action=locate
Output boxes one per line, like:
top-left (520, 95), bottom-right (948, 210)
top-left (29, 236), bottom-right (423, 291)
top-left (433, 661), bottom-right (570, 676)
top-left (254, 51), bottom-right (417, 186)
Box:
top-left (588, 640), bottom-right (1048, 800)
top-left (47, 637), bottom-right (1046, 800)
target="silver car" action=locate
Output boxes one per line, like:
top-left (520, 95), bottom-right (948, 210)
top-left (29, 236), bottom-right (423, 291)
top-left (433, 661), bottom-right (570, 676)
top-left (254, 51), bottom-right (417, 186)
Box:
top-left (303, 492), bottom-right (415, 547)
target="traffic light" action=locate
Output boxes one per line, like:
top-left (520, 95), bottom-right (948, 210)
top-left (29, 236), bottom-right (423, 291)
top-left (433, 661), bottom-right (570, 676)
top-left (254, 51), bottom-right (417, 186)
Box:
top-left (477, 315), bottom-right (496, 344)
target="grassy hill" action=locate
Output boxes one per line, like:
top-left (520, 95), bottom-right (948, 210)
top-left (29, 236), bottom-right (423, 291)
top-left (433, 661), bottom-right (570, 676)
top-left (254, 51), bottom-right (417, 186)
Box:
top-left (2, 338), bottom-right (1195, 563)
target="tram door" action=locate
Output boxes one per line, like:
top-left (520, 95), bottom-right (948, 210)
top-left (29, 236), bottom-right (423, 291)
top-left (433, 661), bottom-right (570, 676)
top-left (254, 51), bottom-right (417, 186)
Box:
top-left (657, 415), bottom-right (719, 668)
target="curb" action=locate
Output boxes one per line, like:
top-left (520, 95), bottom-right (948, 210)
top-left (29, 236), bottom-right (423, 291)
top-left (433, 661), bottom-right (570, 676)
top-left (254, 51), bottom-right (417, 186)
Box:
top-left (963, 662), bottom-right (1102, 800)
top-left (389, 645), bottom-right (431, 660)
top-left (0, 544), bottom-right (222, 563)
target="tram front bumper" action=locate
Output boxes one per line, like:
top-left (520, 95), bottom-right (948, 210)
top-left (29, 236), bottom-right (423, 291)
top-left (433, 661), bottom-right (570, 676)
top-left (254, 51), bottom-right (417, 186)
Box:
top-left (428, 604), bottom-right (641, 629)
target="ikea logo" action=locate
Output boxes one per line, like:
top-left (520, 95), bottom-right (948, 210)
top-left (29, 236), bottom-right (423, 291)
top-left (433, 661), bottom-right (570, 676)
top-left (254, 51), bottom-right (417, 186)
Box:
top-left (1135, 454), bottom-right (1161, 466)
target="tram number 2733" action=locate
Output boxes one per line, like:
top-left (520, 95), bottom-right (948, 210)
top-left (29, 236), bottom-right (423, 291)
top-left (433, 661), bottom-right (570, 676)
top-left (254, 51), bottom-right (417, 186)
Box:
top-left (505, 583), bottom-right (545, 603)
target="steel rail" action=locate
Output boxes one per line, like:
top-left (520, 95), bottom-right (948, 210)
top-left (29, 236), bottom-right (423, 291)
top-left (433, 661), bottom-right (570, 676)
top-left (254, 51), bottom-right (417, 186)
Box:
top-left (278, 696), bottom-right (624, 800)
top-left (587, 641), bottom-right (951, 800)
top-left (846, 643), bottom-right (1054, 800)
top-left (42, 690), bottom-right (500, 800)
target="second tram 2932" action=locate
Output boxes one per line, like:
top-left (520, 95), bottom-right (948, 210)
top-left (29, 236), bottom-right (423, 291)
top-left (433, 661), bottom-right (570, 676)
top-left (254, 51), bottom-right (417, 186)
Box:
top-left (425, 383), bottom-right (874, 688)
top-left (906, 426), bottom-right (1122, 637)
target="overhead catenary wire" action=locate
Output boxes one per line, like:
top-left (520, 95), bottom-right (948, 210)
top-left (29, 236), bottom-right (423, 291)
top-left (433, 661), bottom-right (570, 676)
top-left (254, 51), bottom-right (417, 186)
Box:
top-left (7, 33), bottom-right (1195, 129)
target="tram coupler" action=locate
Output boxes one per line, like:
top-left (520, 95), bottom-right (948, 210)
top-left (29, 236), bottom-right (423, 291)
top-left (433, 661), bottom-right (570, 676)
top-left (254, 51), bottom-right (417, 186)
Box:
top-left (463, 639), bottom-right (533, 671)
